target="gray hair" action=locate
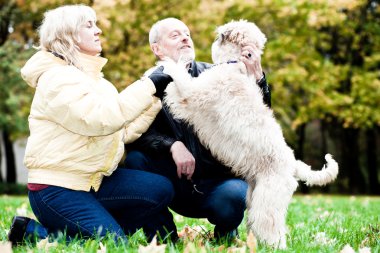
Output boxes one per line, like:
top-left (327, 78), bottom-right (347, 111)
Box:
top-left (149, 17), bottom-right (181, 45)
top-left (37, 4), bottom-right (97, 68)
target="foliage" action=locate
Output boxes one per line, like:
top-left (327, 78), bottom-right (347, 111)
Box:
top-left (0, 195), bottom-right (379, 252)
top-left (93, 0), bottom-right (202, 87)
top-left (0, 41), bottom-right (33, 139)
top-left (220, 0), bottom-right (380, 140)
top-left (0, 183), bottom-right (28, 195)
top-left (1, 0), bottom-right (379, 140)
top-left (0, 0), bottom-right (379, 190)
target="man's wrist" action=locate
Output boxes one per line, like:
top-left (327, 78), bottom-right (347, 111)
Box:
top-left (170, 141), bottom-right (181, 153)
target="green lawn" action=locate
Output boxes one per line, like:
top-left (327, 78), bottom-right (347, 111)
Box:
top-left (0, 195), bottom-right (379, 252)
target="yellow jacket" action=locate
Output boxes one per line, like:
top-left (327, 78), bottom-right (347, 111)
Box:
top-left (21, 51), bottom-right (161, 191)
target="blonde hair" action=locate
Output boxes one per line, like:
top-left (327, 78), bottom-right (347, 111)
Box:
top-left (37, 4), bottom-right (97, 68)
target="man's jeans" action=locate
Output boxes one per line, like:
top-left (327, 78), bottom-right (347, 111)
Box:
top-left (27, 169), bottom-right (175, 242)
top-left (124, 151), bottom-right (248, 238)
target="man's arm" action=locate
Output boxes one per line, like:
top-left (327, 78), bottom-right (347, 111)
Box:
top-left (127, 114), bottom-right (196, 180)
top-left (126, 110), bottom-right (177, 154)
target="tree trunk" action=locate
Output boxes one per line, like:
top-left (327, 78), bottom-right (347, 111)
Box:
top-left (295, 123), bottom-right (309, 193)
top-left (3, 130), bottom-right (16, 183)
top-left (0, 2), bottom-right (16, 46)
top-left (366, 128), bottom-right (379, 194)
top-left (341, 128), bottom-right (366, 193)
top-left (0, 132), bottom-right (3, 182)
top-left (320, 121), bottom-right (330, 193)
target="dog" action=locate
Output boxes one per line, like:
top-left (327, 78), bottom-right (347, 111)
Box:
top-left (161, 20), bottom-right (339, 249)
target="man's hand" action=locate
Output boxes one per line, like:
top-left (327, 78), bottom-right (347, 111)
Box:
top-left (148, 66), bottom-right (173, 99)
top-left (240, 44), bottom-right (263, 81)
top-left (170, 141), bottom-right (195, 180)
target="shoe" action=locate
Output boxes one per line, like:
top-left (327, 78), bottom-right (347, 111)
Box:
top-left (8, 216), bottom-right (31, 246)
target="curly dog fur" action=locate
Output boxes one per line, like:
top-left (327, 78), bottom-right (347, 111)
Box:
top-left (162, 20), bottom-right (338, 249)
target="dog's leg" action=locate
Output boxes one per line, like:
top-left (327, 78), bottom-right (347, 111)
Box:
top-left (245, 183), bottom-right (254, 234)
top-left (246, 183), bottom-right (254, 211)
top-left (162, 61), bottom-right (193, 97)
top-left (247, 173), bottom-right (298, 249)
top-left (162, 62), bottom-right (197, 122)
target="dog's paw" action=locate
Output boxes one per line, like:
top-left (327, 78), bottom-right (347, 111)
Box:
top-left (160, 61), bottom-right (177, 77)
top-left (161, 62), bottom-right (187, 83)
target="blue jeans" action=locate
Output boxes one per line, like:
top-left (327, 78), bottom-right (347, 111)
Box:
top-left (124, 151), bottom-right (248, 237)
top-left (28, 168), bottom-right (175, 242)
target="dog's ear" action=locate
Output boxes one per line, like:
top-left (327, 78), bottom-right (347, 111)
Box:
top-left (220, 28), bottom-right (246, 46)
top-left (221, 34), bottom-right (225, 43)
top-left (217, 29), bottom-right (233, 45)
top-left (229, 30), bottom-right (246, 46)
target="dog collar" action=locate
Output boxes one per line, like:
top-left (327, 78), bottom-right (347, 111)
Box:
top-left (211, 60), bottom-right (239, 68)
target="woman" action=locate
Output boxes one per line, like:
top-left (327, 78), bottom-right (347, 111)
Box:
top-left (8, 4), bottom-right (176, 245)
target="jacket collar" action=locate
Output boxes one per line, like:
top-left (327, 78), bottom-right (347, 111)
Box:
top-left (188, 61), bottom-right (199, 77)
top-left (77, 53), bottom-right (108, 78)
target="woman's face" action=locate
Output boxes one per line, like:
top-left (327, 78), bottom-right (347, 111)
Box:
top-left (77, 19), bottom-right (102, 56)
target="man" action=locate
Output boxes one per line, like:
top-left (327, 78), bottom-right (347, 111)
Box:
top-left (125, 17), bottom-right (271, 242)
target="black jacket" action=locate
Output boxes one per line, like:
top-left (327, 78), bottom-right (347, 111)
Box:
top-left (127, 61), bottom-right (271, 179)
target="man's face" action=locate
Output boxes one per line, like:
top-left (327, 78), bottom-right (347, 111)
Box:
top-left (153, 19), bottom-right (195, 63)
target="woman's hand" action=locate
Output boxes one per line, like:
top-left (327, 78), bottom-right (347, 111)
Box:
top-left (148, 66), bottom-right (173, 99)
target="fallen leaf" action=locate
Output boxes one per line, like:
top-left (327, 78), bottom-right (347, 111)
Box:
top-left (340, 244), bottom-right (355, 253)
top-left (16, 203), bottom-right (28, 216)
top-left (233, 237), bottom-right (245, 247)
top-left (178, 225), bottom-right (210, 241)
top-left (359, 247), bottom-right (371, 253)
top-left (97, 241), bottom-right (106, 253)
top-left (183, 242), bottom-right (206, 253)
top-left (217, 245), bottom-right (226, 251)
top-left (36, 238), bottom-right (58, 251)
top-left (138, 236), bottom-right (166, 253)
top-left (4, 229), bottom-right (10, 235)
top-left (0, 242), bottom-right (12, 253)
top-left (246, 231), bottom-right (257, 253)
top-left (227, 246), bottom-right (247, 252)
top-left (174, 215), bottom-right (184, 222)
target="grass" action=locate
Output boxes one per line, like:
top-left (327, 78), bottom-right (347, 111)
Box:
top-left (0, 194), bottom-right (379, 252)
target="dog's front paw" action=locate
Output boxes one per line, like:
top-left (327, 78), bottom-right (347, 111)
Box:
top-left (161, 62), bottom-right (185, 83)
top-left (160, 61), bottom-right (177, 77)
top-left (278, 236), bottom-right (287, 249)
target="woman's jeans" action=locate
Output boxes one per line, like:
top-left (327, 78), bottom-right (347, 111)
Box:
top-left (28, 168), bottom-right (175, 242)
top-left (124, 151), bottom-right (248, 238)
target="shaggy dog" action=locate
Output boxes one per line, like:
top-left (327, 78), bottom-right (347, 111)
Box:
top-left (161, 20), bottom-right (339, 249)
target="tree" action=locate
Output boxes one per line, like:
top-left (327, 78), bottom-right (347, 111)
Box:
top-left (0, 0), bottom-right (378, 192)
top-left (0, 41), bottom-right (33, 182)
top-left (0, 0), bottom-right (32, 182)
top-left (0, 0), bottom-right (85, 182)
top-left (303, 0), bottom-right (380, 193)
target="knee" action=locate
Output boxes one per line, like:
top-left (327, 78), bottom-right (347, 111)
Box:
top-left (210, 180), bottom-right (247, 220)
top-left (124, 151), bottom-right (148, 170)
top-left (219, 179), bottom-right (247, 207)
top-left (161, 177), bottom-right (175, 204)
top-left (150, 174), bottom-right (175, 206)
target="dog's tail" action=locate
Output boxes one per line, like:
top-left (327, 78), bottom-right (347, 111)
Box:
top-left (294, 154), bottom-right (338, 186)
